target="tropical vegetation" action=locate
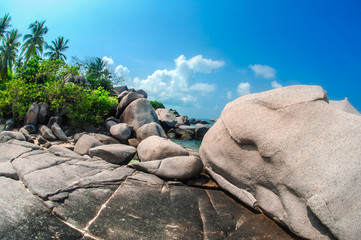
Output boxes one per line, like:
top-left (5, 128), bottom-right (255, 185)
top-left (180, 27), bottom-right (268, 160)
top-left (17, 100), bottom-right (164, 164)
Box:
top-left (0, 13), bottom-right (120, 128)
top-left (149, 100), bottom-right (165, 110)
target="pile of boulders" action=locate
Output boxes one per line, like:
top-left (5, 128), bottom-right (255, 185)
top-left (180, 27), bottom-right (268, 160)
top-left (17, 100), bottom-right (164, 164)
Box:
top-left (0, 88), bottom-right (207, 182)
top-left (4, 85), bottom-right (358, 239)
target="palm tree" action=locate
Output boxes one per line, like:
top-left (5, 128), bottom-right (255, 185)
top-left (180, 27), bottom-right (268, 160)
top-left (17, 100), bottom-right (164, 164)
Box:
top-left (86, 57), bottom-right (108, 79)
top-left (0, 13), bottom-right (11, 41)
top-left (21, 20), bottom-right (48, 63)
top-left (44, 36), bottom-right (69, 61)
top-left (0, 29), bottom-right (22, 78)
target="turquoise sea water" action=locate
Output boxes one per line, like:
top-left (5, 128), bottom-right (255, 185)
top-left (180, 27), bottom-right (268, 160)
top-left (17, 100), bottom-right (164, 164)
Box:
top-left (171, 139), bottom-right (202, 151)
top-left (171, 120), bottom-right (215, 151)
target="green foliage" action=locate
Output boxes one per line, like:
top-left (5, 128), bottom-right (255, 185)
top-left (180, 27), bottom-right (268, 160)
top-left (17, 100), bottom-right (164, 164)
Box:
top-left (0, 58), bottom-right (116, 126)
top-left (149, 100), bottom-right (165, 110)
top-left (85, 57), bottom-right (114, 92)
top-left (0, 77), bottom-right (46, 119)
top-left (44, 81), bottom-right (117, 127)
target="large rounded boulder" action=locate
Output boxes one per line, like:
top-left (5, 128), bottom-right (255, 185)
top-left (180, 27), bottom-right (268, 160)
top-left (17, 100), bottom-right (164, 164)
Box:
top-left (136, 122), bottom-right (166, 141)
top-left (155, 108), bottom-right (177, 130)
top-left (24, 103), bottom-right (39, 126)
top-left (137, 136), bottom-right (189, 162)
top-left (200, 85), bottom-right (361, 240)
top-left (119, 98), bottom-right (160, 131)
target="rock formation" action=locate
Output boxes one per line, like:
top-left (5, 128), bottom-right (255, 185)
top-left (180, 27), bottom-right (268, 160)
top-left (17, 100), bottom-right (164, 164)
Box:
top-left (200, 85), bottom-right (361, 240)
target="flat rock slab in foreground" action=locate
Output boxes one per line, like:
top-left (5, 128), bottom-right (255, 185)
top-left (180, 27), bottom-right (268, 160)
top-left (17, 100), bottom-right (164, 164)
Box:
top-left (0, 177), bottom-right (83, 239)
top-left (0, 141), bottom-right (294, 239)
top-left (86, 172), bottom-right (293, 240)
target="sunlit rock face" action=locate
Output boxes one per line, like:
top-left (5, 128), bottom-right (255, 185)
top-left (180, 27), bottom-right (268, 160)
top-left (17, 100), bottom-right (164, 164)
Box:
top-left (200, 85), bottom-right (361, 240)
top-left (0, 141), bottom-right (294, 239)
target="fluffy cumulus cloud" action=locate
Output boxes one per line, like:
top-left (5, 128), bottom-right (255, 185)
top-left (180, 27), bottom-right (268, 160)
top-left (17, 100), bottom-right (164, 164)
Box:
top-left (271, 80), bottom-right (282, 89)
top-left (102, 56), bottom-right (130, 84)
top-left (115, 65), bottom-right (130, 77)
top-left (129, 55), bottom-right (224, 104)
top-left (237, 82), bottom-right (251, 96)
top-left (249, 64), bottom-right (276, 79)
top-left (102, 56), bottom-right (114, 67)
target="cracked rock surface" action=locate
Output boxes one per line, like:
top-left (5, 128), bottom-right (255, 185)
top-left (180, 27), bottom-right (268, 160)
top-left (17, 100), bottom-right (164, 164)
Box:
top-left (0, 141), bottom-right (294, 239)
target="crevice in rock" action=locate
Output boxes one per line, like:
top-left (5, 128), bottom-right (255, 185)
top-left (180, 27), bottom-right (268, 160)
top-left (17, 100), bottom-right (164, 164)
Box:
top-left (8, 147), bottom-right (34, 163)
top-left (16, 180), bottom-right (94, 239)
top-left (255, 96), bottom-right (328, 111)
top-left (83, 171), bottom-right (137, 232)
top-left (197, 200), bottom-right (207, 240)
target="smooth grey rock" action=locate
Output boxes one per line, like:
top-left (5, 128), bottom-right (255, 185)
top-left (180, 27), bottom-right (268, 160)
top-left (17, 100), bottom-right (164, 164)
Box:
top-left (4, 118), bottom-right (14, 131)
top-left (38, 102), bottom-right (50, 124)
top-left (176, 115), bottom-right (190, 126)
top-left (13, 150), bottom-right (132, 199)
top-left (19, 127), bottom-right (34, 143)
top-left (6, 139), bottom-right (39, 150)
top-left (128, 138), bottom-right (139, 148)
top-left (116, 91), bottom-right (142, 118)
top-left (0, 161), bottom-right (18, 179)
top-left (329, 97), bottom-right (360, 115)
top-left (135, 89), bottom-right (147, 98)
top-left (175, 126), bottom-right (195, 140)
top-left (74, 134), bottom-right (102, 155)
top-left (132, 156), bottom-right (203, 180)
top-left (86, 171), bottom-right (293, 240)
top-left (137, 135), bottom-right (189, 162)
top-left (73, 132), bottom-right (86, 143)
top-left (200, 85), bottom-right (361, 240)
top-left (156, 108), bottom-right (178, 130)
top-left (136, 122), bottom-right (166, 141)
top-left (37, 135), bottom-right (48, 144)
top-left (51, 123), bottom-right (68, 141)
top-left (105, 120), bottom-right (117, 131)
top-left (119, 98), bottom-right (160, 131)
top-left (0, 177), bottom-right (83, 239)
top-left (109, 123), bottom-right (132, 141)
top-left (89, 144), bottom-right (137, 164)
top-left (12, 150), bottom-right (71, 181)
top-left (195, 123), bottom-right (211, 140)
top-left (48, 145), bottom-right (81, 158)
top-left (24, 103), bottom-right (39, 125)
top-left (47, 116), bottom-right (63, 129)
top-left (39, 125), bottom-right (57, 141)
top-left (23, 124), bottom-right (37, 134)
top-left (52, 186), bottom-right (118, 228)
top-left (117, 90), bottom-right (129, 102)
top-left (0, 131), bottom-right (26, 142)
top-left (89, 133), bottom-right (120, 144)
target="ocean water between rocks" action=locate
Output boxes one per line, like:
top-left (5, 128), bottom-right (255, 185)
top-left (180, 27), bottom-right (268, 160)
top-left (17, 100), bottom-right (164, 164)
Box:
top-left (171, 120), bottom-right (215, 151)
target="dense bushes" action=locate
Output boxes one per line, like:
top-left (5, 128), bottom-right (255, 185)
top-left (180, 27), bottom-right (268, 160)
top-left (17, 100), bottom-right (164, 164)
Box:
top-left (0, 57), bottom-right (117, 127)
top-left (149, 100), bottom-right (165, 110)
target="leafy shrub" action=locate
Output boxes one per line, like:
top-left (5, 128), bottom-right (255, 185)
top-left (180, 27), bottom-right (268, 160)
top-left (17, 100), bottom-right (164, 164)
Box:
top-left (0, 77), bottom-right (46, 119)
top-left (0, 58), bottom-right (117, 127)
top-left (149, 100), bottom-right (165, 110)
top-left (44, 81), bottom-right (117, 127)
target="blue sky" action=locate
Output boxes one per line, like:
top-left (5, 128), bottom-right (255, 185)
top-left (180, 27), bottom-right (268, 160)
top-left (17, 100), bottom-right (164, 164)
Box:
top-left (1, 0), bottom-right (361, 119)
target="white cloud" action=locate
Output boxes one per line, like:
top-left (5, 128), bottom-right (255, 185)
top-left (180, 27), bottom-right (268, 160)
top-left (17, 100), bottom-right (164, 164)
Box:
top-left (249, 64), bottom-right (276, 79)
top-left (271, 80), bottom-right (282, 89)
top-left (129, 55), bottom-right (224, 104)
top-left (189, 83), bottom-right (216, 92)
top-left (227, 91), bottom-right (233, 100)
top-left (115, 64), bottom-right (130, 77)
top-left (237, 82), bottom-right (251, 96)
top-left (102, 56), bottom-right (114, 67)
